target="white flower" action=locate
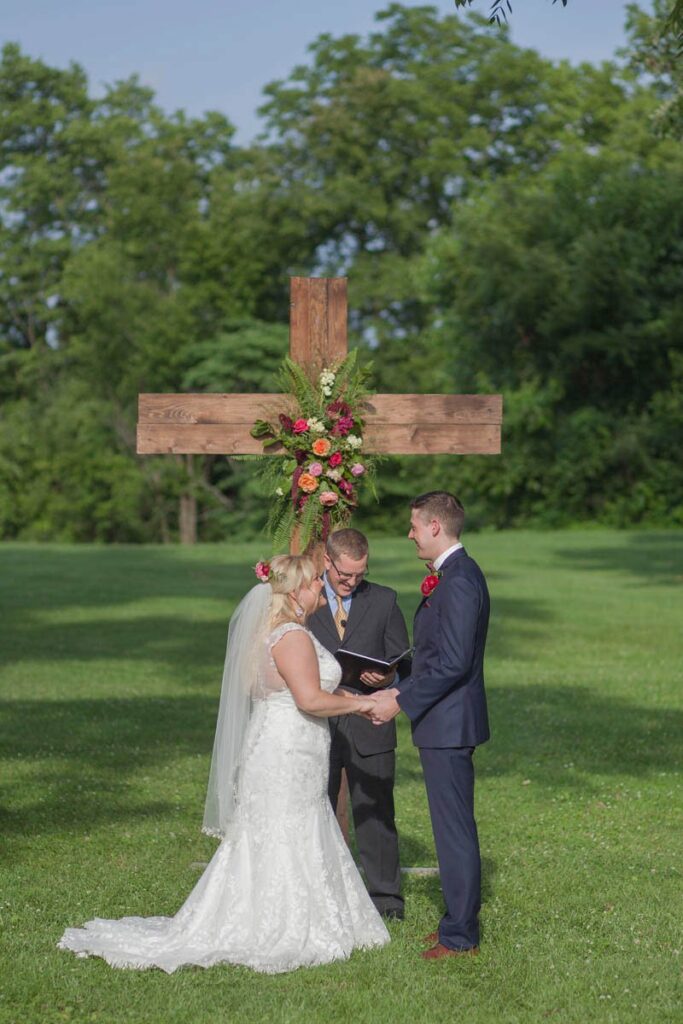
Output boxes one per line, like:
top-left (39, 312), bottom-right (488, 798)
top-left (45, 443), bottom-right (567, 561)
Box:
top-left (307, 417), bottom-right (326, 434)
top-left (346, 434), bottom-right (362, 450)
top-left (275, 487), bottom-right (284, 497)
top-left (326, 468), bottom-right (342, 482)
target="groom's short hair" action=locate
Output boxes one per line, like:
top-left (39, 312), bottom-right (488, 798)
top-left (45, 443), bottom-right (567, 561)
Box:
top-left (327, 528), bottom-right (369, 561)
top-left (411, 491), bottom-right (465, 538)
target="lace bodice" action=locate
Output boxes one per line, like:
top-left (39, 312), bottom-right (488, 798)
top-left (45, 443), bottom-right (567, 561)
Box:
top-left (253, 622), bottom-right (341, 700)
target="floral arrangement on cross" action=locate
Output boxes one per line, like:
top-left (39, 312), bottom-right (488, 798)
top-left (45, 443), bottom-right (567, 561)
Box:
top-left (250, 351), bottom-right (378, 551)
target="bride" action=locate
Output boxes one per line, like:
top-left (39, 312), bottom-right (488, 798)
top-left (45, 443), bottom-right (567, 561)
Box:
top-left (59, 554), bottom-right (389, 974)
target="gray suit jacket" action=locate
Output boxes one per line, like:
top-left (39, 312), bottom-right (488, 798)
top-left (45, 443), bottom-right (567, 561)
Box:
top-left (308, 580), bottom-right (411, 755)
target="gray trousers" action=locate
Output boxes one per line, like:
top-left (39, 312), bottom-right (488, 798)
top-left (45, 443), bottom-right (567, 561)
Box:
top-left (328, 715), bottom-right (404, 915)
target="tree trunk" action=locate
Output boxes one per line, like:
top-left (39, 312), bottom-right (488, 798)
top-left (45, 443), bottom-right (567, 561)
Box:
top-left (178, 454), bottom-right (197, 544)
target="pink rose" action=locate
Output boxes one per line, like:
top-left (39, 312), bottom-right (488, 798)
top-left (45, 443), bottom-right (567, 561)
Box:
top-left (319, 491), bottom-right (339, 507)
top-left (308, 462), bottom-right (323, 477)
top-left (351, 463), bottom-right (365, 476)
top-left (328, 451), bottom-right (343, 468)
top-left (292, 418), bottom-right (309, 434)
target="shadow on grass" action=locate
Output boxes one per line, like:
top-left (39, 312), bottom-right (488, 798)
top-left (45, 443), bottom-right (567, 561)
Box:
top-left (2, 676), bottom-right (679, 843)
top-left (554, 532), bottom-right (683, 585)
top-left (484, 683), bottom-right (682, 784)
top-left (0, 615), bottom-right (228, 683)
top-left (0, 696), bottom-right (216, 838)
top-left (0, 545), bottom-right (253, 614)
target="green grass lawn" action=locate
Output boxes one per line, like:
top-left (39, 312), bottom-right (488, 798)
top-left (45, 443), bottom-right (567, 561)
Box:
top-left (1, 531), bottom-right (681, 1024)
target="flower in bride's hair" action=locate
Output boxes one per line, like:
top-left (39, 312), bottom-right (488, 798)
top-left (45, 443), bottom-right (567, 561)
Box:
top-left (299, 472), bottom-right (319, 493)
top-left (254, 561), bottom-right (272, 582)
top-left (319, 491), bottom-right (339, 507)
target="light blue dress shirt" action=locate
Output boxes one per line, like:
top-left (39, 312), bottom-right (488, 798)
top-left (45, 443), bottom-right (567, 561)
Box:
top-left (323, 573), bottom-right (353, 620)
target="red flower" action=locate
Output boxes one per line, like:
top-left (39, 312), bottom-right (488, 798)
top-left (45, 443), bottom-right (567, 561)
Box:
top-left (420, 574), bottom-right (440, 597)
top-left (293, 418), bottom-right (309, 434)
top-left (294, 449), bottom-right (308, 464)
top-left (278, 414), bottom-right (294, 432)
top-left (331, 415), bottom-right (354, 437)
top-left (329, 451), bottom-right (343, 468)
top-left (338, 478), bottom-right (353, 497)
top-left (326, 400), bottom-right (351, 420)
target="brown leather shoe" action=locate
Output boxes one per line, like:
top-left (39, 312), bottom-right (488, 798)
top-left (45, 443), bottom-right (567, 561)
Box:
top-left (422, 942), bottom-right (479, 960)
top-left (423, 930), bottom-right (439, 944)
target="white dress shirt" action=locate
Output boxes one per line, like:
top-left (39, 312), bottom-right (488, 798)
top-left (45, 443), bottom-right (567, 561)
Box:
top-left (433, 542), bottom-right (463, 571)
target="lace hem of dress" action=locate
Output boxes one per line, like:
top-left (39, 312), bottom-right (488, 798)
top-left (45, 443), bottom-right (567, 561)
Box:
top-left (56, 936), bottom-right (387, 975)
top-left (201, 825), bottom-right (223, 839)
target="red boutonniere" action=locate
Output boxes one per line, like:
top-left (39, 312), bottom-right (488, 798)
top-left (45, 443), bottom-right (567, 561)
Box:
top-left (420, 569), bottom-right (442, 596)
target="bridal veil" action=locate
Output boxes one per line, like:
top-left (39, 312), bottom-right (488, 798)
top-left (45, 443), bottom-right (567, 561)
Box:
top-left (202, 582), bottom-right (272, 838)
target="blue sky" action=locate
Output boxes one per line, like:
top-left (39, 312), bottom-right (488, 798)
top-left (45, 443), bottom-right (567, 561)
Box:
top-left (2, 1), bottom-right (652, 142)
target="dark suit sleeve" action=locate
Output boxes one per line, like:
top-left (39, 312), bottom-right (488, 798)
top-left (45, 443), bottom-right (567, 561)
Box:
top-left (396, 576), bottom-right (478, 720)
top-left (383, 594), bottom-right (411, 683)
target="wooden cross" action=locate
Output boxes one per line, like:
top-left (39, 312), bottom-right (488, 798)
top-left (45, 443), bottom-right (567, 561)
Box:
top-left (137, 277), bottom-right (501, 838)
top-left (137, 276), bottom-right (502, 474)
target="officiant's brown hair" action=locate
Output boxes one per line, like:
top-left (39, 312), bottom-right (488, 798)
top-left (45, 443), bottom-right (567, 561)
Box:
top-left (326, 528), bottom-right (369, 561)
top-left (411, 491), bottom-right (465, 539)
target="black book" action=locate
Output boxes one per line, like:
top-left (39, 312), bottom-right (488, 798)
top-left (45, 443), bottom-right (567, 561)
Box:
top-left (333, 646), bottom-right (413, 688)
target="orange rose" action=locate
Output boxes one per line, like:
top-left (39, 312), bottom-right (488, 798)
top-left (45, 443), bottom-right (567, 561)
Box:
top-left (299, 473), bottom-right (319, 493)
top-left (312, 438), bottom-right (331, 457)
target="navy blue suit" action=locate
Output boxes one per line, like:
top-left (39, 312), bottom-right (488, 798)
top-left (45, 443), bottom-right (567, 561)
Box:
top-left (396, 547), bottom-right (490, 949)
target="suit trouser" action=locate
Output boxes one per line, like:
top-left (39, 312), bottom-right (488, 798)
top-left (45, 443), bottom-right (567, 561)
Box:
top-left (419, 746), bottom-right (480, 949)
top-left (328, 715), bottom-right (404, 914)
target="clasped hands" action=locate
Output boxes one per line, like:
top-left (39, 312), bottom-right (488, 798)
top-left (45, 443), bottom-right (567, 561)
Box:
top-left (340, 686), bottom-right (401, 724)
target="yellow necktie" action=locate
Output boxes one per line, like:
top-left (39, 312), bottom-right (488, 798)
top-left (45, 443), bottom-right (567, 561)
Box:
top-left (334, 598), bottom-right (346, 639)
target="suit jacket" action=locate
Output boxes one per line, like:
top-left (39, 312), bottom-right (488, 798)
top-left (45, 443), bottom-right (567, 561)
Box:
top-left (396, 548), bottom-right (490, 749)
top-left (308, 579), bottom-right (411, 756)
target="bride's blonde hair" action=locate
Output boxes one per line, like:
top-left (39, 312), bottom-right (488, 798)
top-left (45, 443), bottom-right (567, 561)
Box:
top-left (268, 554), bottom-right (318, 629)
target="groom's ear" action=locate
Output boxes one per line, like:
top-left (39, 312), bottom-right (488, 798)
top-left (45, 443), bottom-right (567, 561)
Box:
top-left (323, 553), bottom-right (332, 573)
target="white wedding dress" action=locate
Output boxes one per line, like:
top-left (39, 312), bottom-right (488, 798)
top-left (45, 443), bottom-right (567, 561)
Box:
top-left (58, 623), bottom-right (389, 974)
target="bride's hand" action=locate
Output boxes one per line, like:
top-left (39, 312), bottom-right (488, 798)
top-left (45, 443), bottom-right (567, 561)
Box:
top-left (354, 696), bottom-right (378, 717)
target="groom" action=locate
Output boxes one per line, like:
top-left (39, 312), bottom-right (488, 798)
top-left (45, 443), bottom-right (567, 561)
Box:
top-left (371, 491), bottom-right (490, 958)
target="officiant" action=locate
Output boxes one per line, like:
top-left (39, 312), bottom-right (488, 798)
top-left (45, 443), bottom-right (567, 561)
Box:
top-left (308, 528), bottom-right (411, 920)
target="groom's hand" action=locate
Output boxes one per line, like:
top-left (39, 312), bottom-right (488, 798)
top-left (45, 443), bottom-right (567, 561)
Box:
top-left (370, 688), bottom-right (401, 724)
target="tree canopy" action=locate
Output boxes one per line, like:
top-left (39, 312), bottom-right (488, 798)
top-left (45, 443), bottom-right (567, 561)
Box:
top-left (1, 3), bottom-right (681, 542)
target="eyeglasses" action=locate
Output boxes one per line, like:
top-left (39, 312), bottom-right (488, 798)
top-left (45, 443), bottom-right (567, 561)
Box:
top-left (328, 555), bottom-right (369, 583)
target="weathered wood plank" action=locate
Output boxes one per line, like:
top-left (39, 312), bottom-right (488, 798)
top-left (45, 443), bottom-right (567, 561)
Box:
top-left (138, 393), bottom-right (502, 426)
top-left (367, 394), bottom-right (503, 424)
top-left (327, 278), bottom-right (348, 366)
top-left (137, 424), bottom-right (283, 455)
top-left (137, 421), bottom-right (501, 455)
top-left (363, 423), bottom-right (501, 454)
top-left (138, 394), bottom-right (293, 424)
top-left (290, 277), bottom-right (347, 377)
